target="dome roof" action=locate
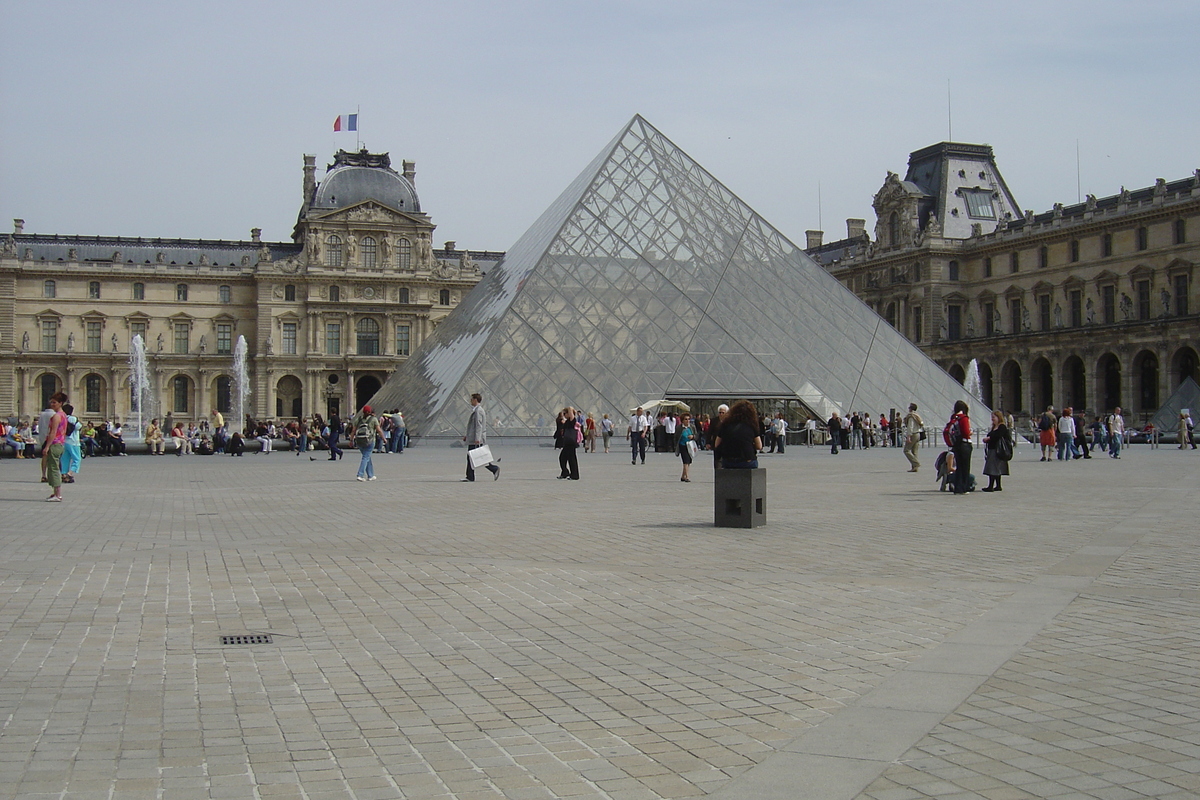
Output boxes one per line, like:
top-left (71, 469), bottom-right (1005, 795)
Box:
top-left (311, 151), bottom-right (420, 214)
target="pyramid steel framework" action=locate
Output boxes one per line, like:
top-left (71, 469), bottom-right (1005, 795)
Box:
top-left (370, 115), bottom-right (980, 438)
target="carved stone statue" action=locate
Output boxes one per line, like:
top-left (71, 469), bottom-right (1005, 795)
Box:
top-left (379, 233), bottom-right (390, 267)
top-left (1053, 303), bottom-right (1063, 328)
top-left (415, 233), bottom-right (432, 267)
top-left (1120, 293), bottom-right (1133, 321)
top-left (307, 235), bottom-right (321, 263)
top-left (993, 308), bottom-right (1002, 334)
top-left (67, 332), bottom-right (75, 352)
top-left (1162, 289), bottom-right (1172, 316)
top-left (264, 335), bottom-right (273, 354)
top-left (199, 334), bottom-right (207, 353)
top-left (22, 331), bottom-right (29, 351)
top-left (966, 313), bottom-right (975, 338)
top-left (157, 332), bottom-right (164, 352)
top-left (459, 249), bottom-right (476, 274)
top-left (1021, 306), bottom-right (1031, 332)
top-left (1086, 298), bottom-right (1096, 324)
top-left (111, 333), bottom-right (119, 352)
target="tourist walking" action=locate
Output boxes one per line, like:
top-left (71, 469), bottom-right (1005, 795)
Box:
top-left (827, 411), bottom-right (843, 455)
top-left (60, 403), bottom-right (82, 483)
top-left (42, 392), bottom-right (68, 501)
top-left (678, 412), bottom-right (696, 482)
top-left (1180, 410), bottom-right (1196, 449)
top-left (1056, 407), bottom-right (1079, 460)
top-left (628, 406), bottom-right (651, 465)
top-left (1107, 407), bottom-right (1125, 458)
top-left (326, 413), bottom-right (343, 460)
top-left (1037, 406), bottom-right (1057, 461)
top-left (945, 400), bottom-right (972, 494)
top-left (463, 392), bottom-right (500, 481)
top-left (600, 413), bottom-right (614, 452)
top-left (584, 412), bottom-right (597, 453)
top-left (902, 403), bottom-right (923, 472)
top-left (982, 410), bottom-right (1011, 492)
top-left (556, 406), bottom-right (581, 480)
top-left (350, 404), bottom-right (383, 481)
top-left (714, 400), bottom-right (762, 469)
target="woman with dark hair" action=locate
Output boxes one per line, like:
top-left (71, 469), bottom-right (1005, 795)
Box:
top-left (982, 409), bottom-right (1010, 492)
top-left (946, 400), bottom-right (973, 494)
top-left (555, 407), bottom-right (581, 480)
top-left (713, 400), bottom-right (762, 469)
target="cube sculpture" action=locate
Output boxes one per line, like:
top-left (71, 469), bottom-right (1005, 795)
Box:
top-left (714, 468), bottom-right (766, 528)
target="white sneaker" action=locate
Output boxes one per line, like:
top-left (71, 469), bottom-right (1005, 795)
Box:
top-left (356, 476), bottom-right (365, 482)
top-left (367, 476), bottom-right (377, 481)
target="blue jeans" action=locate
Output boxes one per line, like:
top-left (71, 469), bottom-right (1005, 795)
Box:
top-left (722, 459), bottom-right (759, 469)
top-left (357, 442), bottom-right (374, 478)
top-left (1109, 435), bottom-right (1122, 458)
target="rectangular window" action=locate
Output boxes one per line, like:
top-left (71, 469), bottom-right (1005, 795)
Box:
top-left (983, 302), bottom-right (994, 336)
top-left (1069, 290), bottom-right (1082, 327)
top-left (1039, 295), bottom-right (1051, 330)
top-left (86, 321), bottom-right (101, 353)
top-left (396, 324), bottom-right (411, 356)
top-left (217, 323), bottom-right (232, 355)
top-left (86, 376), bottom-right (101, 414)
top-left (1175, 274), bottom-right (1189, 316)
top-left (282, 322), bottom-right (297, 354)
top-left (42, 319), bottom-right (58, 352)
top-left (1136, 279), bottom-right (1151, 320)
top-left (1102, 285), bottom-right (1116, 324)
top-left (1136, 227), bottom-right (1148, 251)
top-left (912, 307), bottom-right (922, 343)
top-left (174, 323), bottom-right (189, 354)
top-left (326, 322), bottom-right (341, 355)
top-left (1010, 252), bottom-right (1020, 274)
top-left (964, 190), bottom-right (995, 219)
top-left (1010, 299), bottom-right (1022, 335)
top-left (1039, 246), bottom-right (1048, 269)
top-left (1175, 219), bottom-right (1187, 245)
top-left (176, 284), bottom-right (188, 302)
top-left (1070, 240), bottom-right (1080, 262)
top-left (131, 321), bottom-right (147, 343)
top-left (219, 285), bottom-right (232, 303)
top-left (174, 377), bottom-right (189, 413)
top-left (1101, 233), bottom-right (1112, 257)
top-left (946, 305), bottom-right (961, 341)
top-left (983, 257), bottom-right (992, 278)
top-left (133, 282), bottom-right (145, 301)
top-left (88, 281), bottom-right (101, 299)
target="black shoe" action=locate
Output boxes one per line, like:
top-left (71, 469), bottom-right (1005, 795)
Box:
top-left (493, 467), bottom-right (500, 481)
top-left (557, 475), bottom-right (568, 479)
top-left (981, 487), bottom-right (994, 492)
top-left (461, 478), bottom-right (473, 482)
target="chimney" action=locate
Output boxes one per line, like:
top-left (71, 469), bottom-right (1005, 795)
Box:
top-left (444, 241), bottom-right (456, 252)
top-left (251, 228), bottom-right (262, 243)
top-left (847, 218), bottom-right (867, 239)
top-left (402, 160), bottom-right (416, 186)
top-left (805, 230), bottom-right (824, 250)
top-left (303, 155), bottom-right (316, 205)
top-left (13, 219), bottom-right (24, 234)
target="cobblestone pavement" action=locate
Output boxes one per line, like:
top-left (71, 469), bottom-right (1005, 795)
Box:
top-left (0, 439), bottom-right (1196, 799)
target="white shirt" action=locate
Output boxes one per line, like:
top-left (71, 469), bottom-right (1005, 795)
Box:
top-left (629, 413), bottom-right (651, 433)
top-left (665, 416), bottom-right (677, 434)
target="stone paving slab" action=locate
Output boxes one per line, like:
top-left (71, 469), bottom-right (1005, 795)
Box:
top-left (0, 439), bottom-right (1196, 799)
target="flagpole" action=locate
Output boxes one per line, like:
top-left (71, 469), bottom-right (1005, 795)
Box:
top-left (356, 105), bottom-right (361, 151)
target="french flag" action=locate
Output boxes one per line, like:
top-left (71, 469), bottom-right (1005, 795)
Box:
top-left (333, 114), bottom-right (358, 132)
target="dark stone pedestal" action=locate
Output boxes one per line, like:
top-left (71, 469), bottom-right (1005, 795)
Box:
top-left (714, 468), bottom-right (766, 528)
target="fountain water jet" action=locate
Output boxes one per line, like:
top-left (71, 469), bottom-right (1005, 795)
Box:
top-left (232, 335), bottom-right (251, 432)
top-left (964, 358), bottom-right (983, 403)
top-left (128, 334), bottom-right (152, 440)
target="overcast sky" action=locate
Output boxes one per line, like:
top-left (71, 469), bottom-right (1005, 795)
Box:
top-left (3, 1), bottom-right (1198, 252)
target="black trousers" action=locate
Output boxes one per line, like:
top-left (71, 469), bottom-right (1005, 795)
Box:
top-left (558, 445), bottom-right (580, 479)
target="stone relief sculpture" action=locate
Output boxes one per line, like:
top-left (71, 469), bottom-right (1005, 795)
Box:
top-left (416, 233), bottom-right (432, 267)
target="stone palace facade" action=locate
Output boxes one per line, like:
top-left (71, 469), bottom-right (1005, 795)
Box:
top-left (808, 142), bottom-right (1200, 424)
top-left (0, 149), bottom-right (500, 426)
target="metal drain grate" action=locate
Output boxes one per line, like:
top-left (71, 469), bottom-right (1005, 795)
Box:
top-left (220, 634), bottom-right (273, 646)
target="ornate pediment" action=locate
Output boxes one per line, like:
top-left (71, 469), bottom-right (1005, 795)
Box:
top-left (312, 200), bottom-right (420, 226)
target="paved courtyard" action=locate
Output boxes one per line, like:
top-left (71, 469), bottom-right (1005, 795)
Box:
top-left (1, 437), bottom-right (1198, 800)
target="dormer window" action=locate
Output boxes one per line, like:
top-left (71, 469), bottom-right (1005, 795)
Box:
top-left (888, 212), bottom-right (900, 247)
top-left (963, 190), bottom-right (995, 220)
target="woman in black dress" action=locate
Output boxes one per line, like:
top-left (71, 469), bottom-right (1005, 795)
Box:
top-left (982, 409), bottom-right (1010, 492)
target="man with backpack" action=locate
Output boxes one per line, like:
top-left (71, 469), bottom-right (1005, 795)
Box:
top-left (944, 401), bottom-right (973, 494)
top-left (349, 405), bottom-right (383, 482)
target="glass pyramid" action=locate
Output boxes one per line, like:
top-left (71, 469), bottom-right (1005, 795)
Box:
top-left (370, 115), bottom-right (981, 438)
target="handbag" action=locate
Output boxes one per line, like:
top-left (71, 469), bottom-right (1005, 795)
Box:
top-left (468, 444), bottom-right (494, 469)
top-left (918, 430), bottom-right (926, 441)
top-left (686, 440), bottom-right (698, 458)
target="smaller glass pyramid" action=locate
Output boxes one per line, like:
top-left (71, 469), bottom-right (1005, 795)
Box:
top-left (371, 116), bottom-right (980, 438)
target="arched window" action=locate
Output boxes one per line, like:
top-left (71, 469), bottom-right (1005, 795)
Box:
top-left (399, 287), bottom-right (410, 304)
top-left (439, 289), bottom-right (451, 305)
top-left (173, 376), bottom-right (191, 413)
top-left (284, 284), bottom-right (296, 302)
top-left (361, 236), bottom-right (377, 269)
top-left (397, 238), bottom-right (412, 270)
top-left (329, 285), bottom-right (340, 302)
top-left (888, 212), bottom-right (900, 247)
top-left (326, 235), bottom-right (343, 268)
top-left (41, 374), bottom-right (58, 409)
top-left (43, 279), bottom-right (56, 298)
top-left (356, 317), bottom-right (380, 355)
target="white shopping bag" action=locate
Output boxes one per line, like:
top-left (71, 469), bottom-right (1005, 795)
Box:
top-left (468, 445), bottom-right (494, 469)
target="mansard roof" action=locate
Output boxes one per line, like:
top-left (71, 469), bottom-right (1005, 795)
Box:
top-left (1003, 173), bottom-right (1200, 232)
top-left (4, 233), bottom-right (300, 268)
top-left (310, 149), bottom-right (421, 215)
